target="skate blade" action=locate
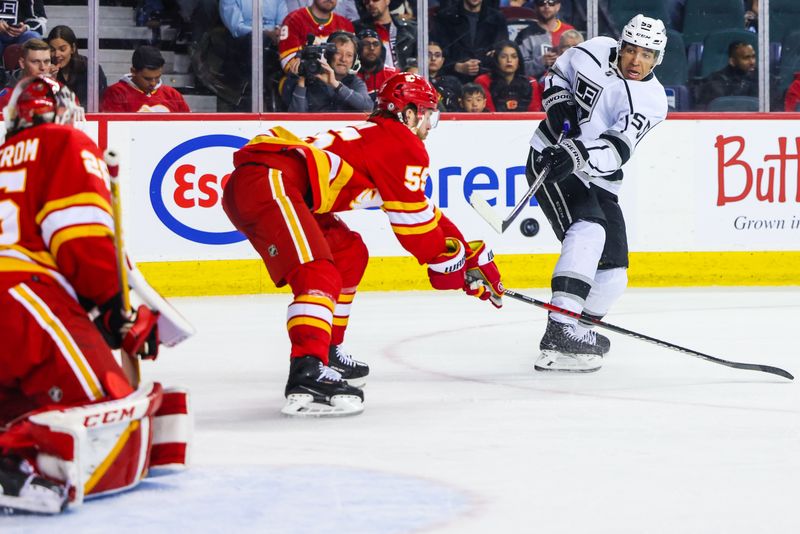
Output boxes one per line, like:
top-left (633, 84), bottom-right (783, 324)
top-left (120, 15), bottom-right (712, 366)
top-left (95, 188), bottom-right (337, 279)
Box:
top-left (281, 393), bottom-right (364, 418)
top-left (534, 351), bottom-right (602, 373)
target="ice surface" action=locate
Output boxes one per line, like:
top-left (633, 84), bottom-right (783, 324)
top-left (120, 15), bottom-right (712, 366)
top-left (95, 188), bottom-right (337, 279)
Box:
top-left (4, 287), bottom-right (799, 533)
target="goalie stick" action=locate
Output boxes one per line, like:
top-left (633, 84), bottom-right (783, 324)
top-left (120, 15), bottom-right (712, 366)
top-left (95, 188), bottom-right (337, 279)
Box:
top-left (104, 149), bottom-right (140, 386)
top-left (469, 123), bottom-right (569, 234)
top-left (488, 282), bottom-right (793, 380)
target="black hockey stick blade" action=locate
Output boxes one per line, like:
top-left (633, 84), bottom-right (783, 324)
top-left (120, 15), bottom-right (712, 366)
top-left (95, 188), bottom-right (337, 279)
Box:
top-left (503, 288), bottom-right (794, 380)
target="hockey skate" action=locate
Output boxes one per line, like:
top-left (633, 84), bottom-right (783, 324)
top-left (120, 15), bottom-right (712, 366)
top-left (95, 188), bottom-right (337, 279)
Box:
top-left (0, 457), bottom-right (68, 515)
top-left (281, 356), bottom-right (364, 417)
top-left (535, 318), bottom-right (605, 373)
top-left (327, 344), bottom-right (369, 388)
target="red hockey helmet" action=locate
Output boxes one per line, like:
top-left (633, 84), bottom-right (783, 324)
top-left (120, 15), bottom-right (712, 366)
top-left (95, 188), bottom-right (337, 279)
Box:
top-left (3, 76), bottom-right (84, 137)
top-left (376, 72), bottom-right (438, 115)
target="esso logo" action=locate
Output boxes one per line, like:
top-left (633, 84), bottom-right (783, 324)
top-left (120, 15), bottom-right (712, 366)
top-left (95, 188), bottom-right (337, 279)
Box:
top-left (150, 135), bottom-right (248, 244)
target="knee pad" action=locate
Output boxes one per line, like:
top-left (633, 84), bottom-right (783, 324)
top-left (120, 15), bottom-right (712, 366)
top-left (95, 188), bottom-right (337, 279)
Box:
top-left (286, 259), bottom-right (342, 300)
top-left (317, 214), bottom-right (368, 289)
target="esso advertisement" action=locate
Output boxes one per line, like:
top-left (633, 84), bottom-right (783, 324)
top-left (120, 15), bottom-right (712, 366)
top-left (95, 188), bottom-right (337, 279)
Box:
top-left (149, 134), bottom-right (247, 245)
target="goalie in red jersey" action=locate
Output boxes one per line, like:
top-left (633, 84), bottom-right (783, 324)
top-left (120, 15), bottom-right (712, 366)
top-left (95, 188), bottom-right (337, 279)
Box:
top-left (222, 72), bottom-right (505, 418)
top-left (0, 77), bottom-right (190, 515)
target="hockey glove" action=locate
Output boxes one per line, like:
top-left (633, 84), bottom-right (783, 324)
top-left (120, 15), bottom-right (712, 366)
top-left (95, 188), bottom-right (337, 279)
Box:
top-left (427, 238), bottom-right (467, 291)
top-left (464, 240), bottom-right (504, 308)
top-left (96, 293), bottom-right (161, 359)
top-left (542, 86), bottom-right (580, 139)
top-left (537, 139), bottom-right (589, 184)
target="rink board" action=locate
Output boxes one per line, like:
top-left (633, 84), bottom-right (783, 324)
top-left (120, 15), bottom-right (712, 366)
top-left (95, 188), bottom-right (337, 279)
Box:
top-left (89, 112), bottom-right (800, 295)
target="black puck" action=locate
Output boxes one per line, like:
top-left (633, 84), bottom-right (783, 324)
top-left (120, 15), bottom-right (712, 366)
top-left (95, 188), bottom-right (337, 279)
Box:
top-left (520, 217), bottom-right (539, 237)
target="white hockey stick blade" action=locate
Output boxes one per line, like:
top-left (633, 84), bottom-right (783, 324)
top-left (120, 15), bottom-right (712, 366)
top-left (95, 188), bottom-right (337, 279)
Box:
top-left (281, 394), bottom-right (364, 418)
top-left (127, 264), bottom-right (196, 347)
top-left (469, 194), bottom-right (504, 234)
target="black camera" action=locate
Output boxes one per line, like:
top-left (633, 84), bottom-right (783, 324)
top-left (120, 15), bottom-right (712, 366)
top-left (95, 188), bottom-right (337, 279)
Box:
top-left (298, 34), bottom-right (336, 77)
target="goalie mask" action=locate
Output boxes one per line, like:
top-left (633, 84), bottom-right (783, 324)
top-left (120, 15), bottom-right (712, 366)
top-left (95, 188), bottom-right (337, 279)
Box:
top-left (377, 73), bottom-right (440, 128)
top-left (618, 14), bottom-right (667, 67)
top-left (3, 76), bottom-right (85, 138)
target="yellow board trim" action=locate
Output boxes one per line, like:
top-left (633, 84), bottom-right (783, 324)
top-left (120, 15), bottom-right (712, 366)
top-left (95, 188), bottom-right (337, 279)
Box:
top-left (84, 420), bottom-right (140, 494)
top-left (135, 251), bottom-right (800, 297)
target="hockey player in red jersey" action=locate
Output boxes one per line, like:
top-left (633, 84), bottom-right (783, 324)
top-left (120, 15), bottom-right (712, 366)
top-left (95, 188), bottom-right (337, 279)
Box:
top-left (222, 73), bottom-right (505, 417)
top-left (0, 77), bottom-right (190, 514)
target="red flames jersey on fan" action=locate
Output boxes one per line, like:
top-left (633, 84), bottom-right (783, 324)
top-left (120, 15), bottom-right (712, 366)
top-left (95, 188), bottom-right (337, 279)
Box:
top-left (278, 7), bottom-right (354, 70)
top-left (0, 124), bottom-right (119, 306)
top-left (233, 116), bottom-right (465, 265)
top-left (100, 80), bottom-right (191, 112)
top-left (358, 66), bottom-right (397, 98)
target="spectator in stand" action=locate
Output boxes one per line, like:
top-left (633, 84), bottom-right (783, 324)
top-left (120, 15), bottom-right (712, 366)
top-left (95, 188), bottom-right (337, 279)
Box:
top-left (282, 30), bottom-right (372, 112)
top-left (516, 0), bottom-right (574, 79)
top-left (557, 28), bottom-right (583, 54)
top-left (0, 0), bottom-right (46, 57)
top-left (459, 82), bottom-right (488, 112)
top-left (101, 45), bottom-right (190, 112)
top-left (287, 0), bottom-right (361, 21)
top-left (279, 0), bottom-right (354, 74)
top-left (693, 41), bottom-right (757, 109)
top-left (354, 0), bottom-right (417, 71)
top-left (744, 0), bottom-right (758, 32)
top-left (433, 0), bottom-right (508, 83)
top-left (429, 41), bottom-right (462, 111)
top-left (0, 38), bottom-right (52, 110)
top-left (356, 28), bottom-right (396, 102)
top-left (475, 39), bottom-right (542, 111)
top-left (47, 25), bottom-right (108, 107)
top-left (216, 0), bottom-right (288, 110)
top-left (784, 73), bottom-right (800, 111)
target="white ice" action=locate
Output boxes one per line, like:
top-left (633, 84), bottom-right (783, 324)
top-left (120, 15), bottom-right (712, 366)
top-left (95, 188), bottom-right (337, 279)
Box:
top-left (4, 287), bottom-right (799, 533)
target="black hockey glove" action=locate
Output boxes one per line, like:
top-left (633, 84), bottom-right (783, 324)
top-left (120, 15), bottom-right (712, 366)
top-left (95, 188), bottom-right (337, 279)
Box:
top-left (536, 139), bottom-right (590, 184)
top-left (95, 293), bottom-right (160, 359)
top-left (541, 86), bottom-right (580, 139)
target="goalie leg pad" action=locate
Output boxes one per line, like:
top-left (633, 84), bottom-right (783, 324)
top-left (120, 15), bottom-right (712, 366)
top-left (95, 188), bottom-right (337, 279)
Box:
top-left (26, 382), bottom-right (165, 506)
top-left (150, 386), bottom-right (192, 469)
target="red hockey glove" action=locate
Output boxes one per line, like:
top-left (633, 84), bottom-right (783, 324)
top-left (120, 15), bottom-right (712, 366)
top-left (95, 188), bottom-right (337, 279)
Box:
top-left (464, 240), bottom-right (504, 308)
top-left (427, 238), bottom-right (467, 290)
top-left (96, 294), bottom-right (161, 359)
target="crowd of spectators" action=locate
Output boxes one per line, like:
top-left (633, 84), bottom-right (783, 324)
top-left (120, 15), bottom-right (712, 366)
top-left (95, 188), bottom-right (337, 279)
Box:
top-left (3, 0), bottom-right (800, 113)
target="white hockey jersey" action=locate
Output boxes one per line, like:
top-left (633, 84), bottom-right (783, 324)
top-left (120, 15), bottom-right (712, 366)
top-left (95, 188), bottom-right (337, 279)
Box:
top-left (530, 36), bottom-right (668, 195)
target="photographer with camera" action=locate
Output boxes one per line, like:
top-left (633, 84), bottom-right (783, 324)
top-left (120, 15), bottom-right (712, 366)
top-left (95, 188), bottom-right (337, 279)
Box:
top-left (282, 31), bottom-right (373, 112)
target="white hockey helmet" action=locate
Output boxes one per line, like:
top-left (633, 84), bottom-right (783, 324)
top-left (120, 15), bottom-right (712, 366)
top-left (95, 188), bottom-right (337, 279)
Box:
top-left (618, 14), bottom-right (667, 66)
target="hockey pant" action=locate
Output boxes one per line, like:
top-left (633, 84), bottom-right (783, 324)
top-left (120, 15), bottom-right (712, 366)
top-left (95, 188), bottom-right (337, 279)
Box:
top-left (0, 382), bottom-right (191, 507)
top-left (0, 273), bottom-right (134, 426)
top-left (534, 176), bottom-right (629, 324)
top-left (222, 163), bottom-right (368, 364)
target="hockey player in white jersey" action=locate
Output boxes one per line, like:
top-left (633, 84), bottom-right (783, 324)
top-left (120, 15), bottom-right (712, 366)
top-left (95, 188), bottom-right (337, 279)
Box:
top-left (527, 14), bottom-right (668, 372)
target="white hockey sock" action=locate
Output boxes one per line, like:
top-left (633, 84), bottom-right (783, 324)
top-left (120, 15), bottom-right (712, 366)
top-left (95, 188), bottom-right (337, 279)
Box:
top-left (584, 267), bottom-right (628, 319)
top-left (550, 220), bottom-right (606, 324)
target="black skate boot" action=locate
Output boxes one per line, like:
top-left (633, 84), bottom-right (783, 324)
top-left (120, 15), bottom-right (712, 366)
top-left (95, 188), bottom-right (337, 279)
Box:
top-left (535, 318), bottom-right (604, 373)
top-left (0, 456), bottom-right (68, 515)
top-left (281, 356), bottom-right (364, 417)
top-left (580, 314), bottom-right (611, 355)
top-left (327, 344), bottom-right (369, 388)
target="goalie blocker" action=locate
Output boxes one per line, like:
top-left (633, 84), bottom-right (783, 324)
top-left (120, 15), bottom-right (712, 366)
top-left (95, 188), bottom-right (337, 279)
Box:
top-left (0, 383), bottom-right (191, 514)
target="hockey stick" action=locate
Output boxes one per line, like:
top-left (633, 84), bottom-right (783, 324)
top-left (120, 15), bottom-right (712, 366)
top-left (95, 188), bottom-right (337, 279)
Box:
top-left (104, 149), bottom-right (141, 387)
top-left (499, 286), bottom-right (794, 380)
top-left (469, 123), bottom-right (569, 234)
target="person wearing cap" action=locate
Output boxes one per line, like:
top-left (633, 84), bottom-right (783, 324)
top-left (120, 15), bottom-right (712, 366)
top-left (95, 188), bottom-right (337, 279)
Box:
top-left (355, 28), bottom-right (396, 102)
top-left (353, 0), bottom-right (416, 70)
top-left (100, 45), bottom-right (190, 112)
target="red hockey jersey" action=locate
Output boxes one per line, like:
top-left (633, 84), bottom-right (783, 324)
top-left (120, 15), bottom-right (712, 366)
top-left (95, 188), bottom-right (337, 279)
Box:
top-left (0, 124), bottom-right (120, 306)
top-left (100, 77), bottom-right (191, 113)
top-left (278, 7), bottom-right (354, 71)
top-left (233, 116), bottom-right (465, 265)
